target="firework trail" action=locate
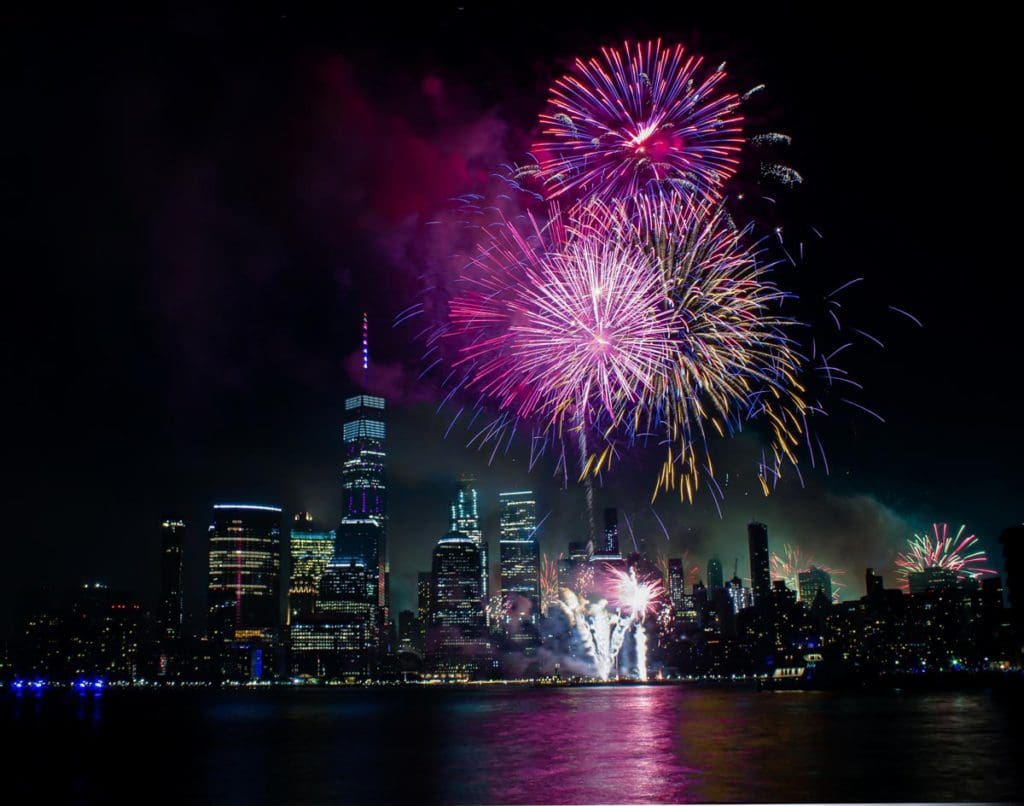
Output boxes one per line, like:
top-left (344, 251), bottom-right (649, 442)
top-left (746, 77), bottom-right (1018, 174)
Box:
top-left (894, 523), bottom-right (994, 590)
top-left (770, 544), bottom-right (847, 602)
top-left (608, 566), bottom-right (664, 681)
top-left (540, 553), bottom-right (561, 615)
top-left (525, 39), bottom-right (743, 205)
top-left (619, 193), bottom-right (808, 501)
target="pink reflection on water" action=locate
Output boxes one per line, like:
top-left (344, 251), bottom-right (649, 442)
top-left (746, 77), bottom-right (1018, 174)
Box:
top-left (445, 686), bottom-right (702, 804)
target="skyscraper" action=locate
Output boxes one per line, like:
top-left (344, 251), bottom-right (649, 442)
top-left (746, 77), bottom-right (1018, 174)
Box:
top-left (798, 565), bottom-right (833, 603)
top-left (289, 512), bottom-right (336, 621)
top-left (335, 519), bottom-right (386, 611)
top-left (290, 558), bottom-right (379, 677)
top-left (499, 491), bottom-right (537, 540)
top-left (747, 522), bottom-right (771, 606)
top-left (500, 529), bottom-right (541, 631)
top-left (341, 393), bottom-right (387, 522)
top-left (707, 555), bottom-right (724, 592)
top-left (603, 508), bottom-right (620, 556)
top-left (999, 526), bottom-right (1023, 621)
top-left (339, 316), bottom-right (389, 630)
top-left (451, 475), bottom-right (489, 600)
top-left (668, 559), bottom-right (686, 610)
top-left (158, 519), bottom-right (185, 641)
top-left (417, 571), bottom-right (431, 625)
top-left (865, 567), bottom-right (884, 598)
top-left (429, 532), bottom-right (491, 674)
top-left (498, 491), bottom-right (540, 636)
top-left (208, 504), bottom-right (282, 641)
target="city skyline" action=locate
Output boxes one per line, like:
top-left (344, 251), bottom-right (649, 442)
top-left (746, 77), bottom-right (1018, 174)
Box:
top-left (6, 8), bottom-right (1020, 635)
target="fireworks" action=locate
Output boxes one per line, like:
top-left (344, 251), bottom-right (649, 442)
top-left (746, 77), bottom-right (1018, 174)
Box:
top-left (894, 524), bottom-right (994, 589)
top-left (540, 553), bottom-right (561, 615)
top-left (770, 544), bottom-right (847, 602)
top-left (526, 40), bottom-right (743, 204)
top-left (416, 38), bottom-right (890, 507)
top-left (656, 548), bottom-right (699, 588)
top-left (449, 204), bottom-right (677, 432)
top-left (608, 565), bottom-right (664, 623)
top-left (448, 196), bottom-right (808, 501)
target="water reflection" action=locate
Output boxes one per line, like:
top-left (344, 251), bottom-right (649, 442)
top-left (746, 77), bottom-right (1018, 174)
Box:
top-left (3, 685), bottom-right (1022, 803)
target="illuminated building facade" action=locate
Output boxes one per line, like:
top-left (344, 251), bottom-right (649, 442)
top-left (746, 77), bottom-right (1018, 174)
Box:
top-left (451, 474), bottom-right (489, 600)
top-left (497, 491), bottom-right (540, 635)
top-left (500, 531), bottom-right (541, 631)
top-left (726, 574), bottom-right (754, 614)
top-left (341, 394), bottom-right (386, 522)
top-left (908, 567), bottom-right (959, 595)
top-left (499, 491), bottom-right (536, 541)
top-left (289, 511), bottom-right (335, 621)
top-left (602, 507), bottom-right (620, 556)
top-left (207, 504), bottom-right (282, 641)
top-left (668, 559), bottom-right (686, 610)
top-left (291, 559), bottom-right (379, 677)
top-left (429, 533), bottom-right (492, 674)
top-left (158, 519), bottom-right (185, 641)
top-left (417, 571), bottom-right (431, 624)
top-left (336, 518), bottom-right (385, 611)
top-left (798, 565), bottom-right (833, 603)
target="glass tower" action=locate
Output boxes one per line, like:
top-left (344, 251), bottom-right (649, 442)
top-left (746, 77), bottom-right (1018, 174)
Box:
top-left (499, 491), bottom-right (536, 541)
top-left (451, 475), bottom-right (488, 600)
top-left (289, 512), bottom-right (336, 621)
top-left (499, 491), bottom-right (540, 631)
top-left (429, 532), bottom-right (491, 674)
top-left (208, 504), bottom-right (282, 640)
top-left (158, 519), bottom-right (185, 641)
top-left (341, 394), bottom-right (386, 523)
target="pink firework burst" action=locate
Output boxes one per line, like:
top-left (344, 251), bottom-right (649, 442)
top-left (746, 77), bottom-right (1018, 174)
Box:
top-left (894, 523), bottom-right (995, 590)
top-left (527, 40), bottom-right (743, 204)
top-left (449, 203), bottom-right (677, 432)
top-left (607, 565), bottom-right (665, 622)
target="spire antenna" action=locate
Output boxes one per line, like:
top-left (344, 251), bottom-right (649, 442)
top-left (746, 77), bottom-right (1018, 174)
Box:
top-left (362, 312), bottom-right (369, 389)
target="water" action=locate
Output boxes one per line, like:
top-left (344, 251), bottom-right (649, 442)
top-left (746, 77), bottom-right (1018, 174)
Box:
top-left (4, 685), bottom-right (1021, 803)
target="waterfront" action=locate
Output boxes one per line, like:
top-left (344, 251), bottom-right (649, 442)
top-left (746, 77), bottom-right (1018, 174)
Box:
top-left (4, 685), bottom-right (1021, 803)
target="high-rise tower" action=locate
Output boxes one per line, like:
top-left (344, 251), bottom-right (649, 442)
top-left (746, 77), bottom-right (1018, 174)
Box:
top-left (208, 504), bottom-right (282, 640)
top-left (158, 519), bottom-right (185, 641)
top-left (288, 512), bottom-right (336, 622)
top-left (748, 521), bottom-right (771, 606)
top-left (339, 314), bottom-right (388, 633)
top-left (451, 475), bottom-right (488, 600)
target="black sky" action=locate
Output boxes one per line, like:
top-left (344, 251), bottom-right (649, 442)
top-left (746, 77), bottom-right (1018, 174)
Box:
top-left (6, 4), bottom-right (1021, 633)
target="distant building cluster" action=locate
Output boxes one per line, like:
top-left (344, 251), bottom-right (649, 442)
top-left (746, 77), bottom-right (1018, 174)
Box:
top-left (4, 374), bottom-right (1023, 687)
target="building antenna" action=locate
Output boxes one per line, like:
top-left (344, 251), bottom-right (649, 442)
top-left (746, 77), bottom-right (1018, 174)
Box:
top-left (362, 312), bottom-right (369, 389)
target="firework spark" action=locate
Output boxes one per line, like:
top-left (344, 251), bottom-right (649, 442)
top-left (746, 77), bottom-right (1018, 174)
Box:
top-left (894, 523), bottom-right (995, 589)
top-left (526, 40), bottom-right (743, 204)
top-left (608, 565), bottom-right (664, 623)
top-left (770, 544), bottom-right (847, 602)
top-left (540, 553), bottom-right (561, 615)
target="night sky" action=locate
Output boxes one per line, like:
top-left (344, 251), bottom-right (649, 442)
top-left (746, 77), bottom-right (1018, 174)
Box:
top-left (7, 5), bottom-right (1021, 633)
